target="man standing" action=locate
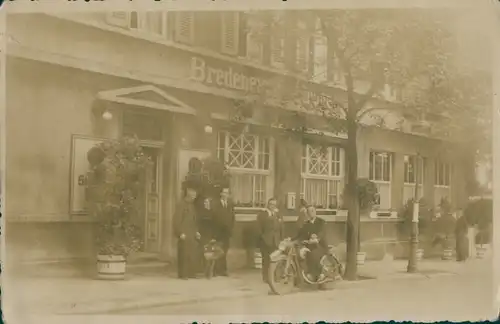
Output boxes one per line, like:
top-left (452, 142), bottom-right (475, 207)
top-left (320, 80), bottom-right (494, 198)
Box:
top-left (256, 197), bottom-right (284, 283)
top-left (212, 187), bottom-right (235, 276)
top-left (173, 184), bottom-right (201, 279)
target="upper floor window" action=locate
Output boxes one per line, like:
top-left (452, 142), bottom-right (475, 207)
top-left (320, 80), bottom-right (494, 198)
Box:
top-left (105, 12), bottom-right (169, 38)
top-left (296, 35), bottom-right (310, 73)
top-left (270, 35), bottom-right (285, 69)
top-left (220, 12), bottom-right (239, 55)
top-left (301, 144), bottom-right (345, 210)
top-left (369, 151), bottom-right (393, 210)
top-left (312, 35), bottom-right (328, 83)
top-left (174, 12), bottom-right (195, 44)
top-left (217, 131), bottom-right (274, 208)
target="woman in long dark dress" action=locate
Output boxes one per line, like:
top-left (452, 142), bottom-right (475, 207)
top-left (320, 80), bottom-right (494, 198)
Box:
top-left (455, 215), bottom-right (470, 262)
top-left (173, 185), bottom-right (201, 279)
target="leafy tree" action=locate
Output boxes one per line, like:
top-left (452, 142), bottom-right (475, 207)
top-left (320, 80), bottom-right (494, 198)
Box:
top-left (86, 135), bottom-right (152, 256)
top-left (237, 9), bottom-right (490, 280)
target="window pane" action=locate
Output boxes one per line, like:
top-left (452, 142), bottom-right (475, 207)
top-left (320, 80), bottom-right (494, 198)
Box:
top-left (130, 12), bottom-right (139, 29)
top-left (303, 178), bottom-right (328, 209)
top-left (369, 152), bottom-right (374, 180)
top-left (383, 154), bottom-right (391, 181)
top-left (374, 154), bottom-right (382, 180)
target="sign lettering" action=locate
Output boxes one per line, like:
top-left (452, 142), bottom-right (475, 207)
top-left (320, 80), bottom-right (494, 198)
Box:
top-left (189, 56), bottom-right (343, 115)
top-left (190, 57), bottom-right (268, 95)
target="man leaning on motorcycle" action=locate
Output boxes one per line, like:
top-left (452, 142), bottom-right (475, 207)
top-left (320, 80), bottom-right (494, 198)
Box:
top-left (292, 205), bottom-right (329, 283)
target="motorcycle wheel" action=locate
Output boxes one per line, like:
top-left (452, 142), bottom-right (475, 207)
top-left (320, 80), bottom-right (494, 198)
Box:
top-left (268, 260), bottom-right (297, 295)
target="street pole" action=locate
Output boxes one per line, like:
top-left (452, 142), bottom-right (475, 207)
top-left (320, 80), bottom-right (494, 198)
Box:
top-left (407, 154), bottom-right (420, 273)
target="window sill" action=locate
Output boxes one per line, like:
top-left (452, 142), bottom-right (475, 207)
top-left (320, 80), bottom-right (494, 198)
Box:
top-left (369, 210), bottom-right (398, 219)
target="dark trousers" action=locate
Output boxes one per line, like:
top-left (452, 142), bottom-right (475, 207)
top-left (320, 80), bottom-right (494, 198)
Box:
top-left (456, 234), bottom-right (469, 261)
top-left (306, 245), bottom-right (326, 277)
top-left (260, 245), bottom-right (274, 283)
top-left (214, 238), bottom-right (230, 276)
top-left (177, 239), bottom-right (198, 279)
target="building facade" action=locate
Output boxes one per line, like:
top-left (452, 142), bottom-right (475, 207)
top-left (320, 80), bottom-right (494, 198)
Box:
top-left (5, 12), bottom-right (469, 266)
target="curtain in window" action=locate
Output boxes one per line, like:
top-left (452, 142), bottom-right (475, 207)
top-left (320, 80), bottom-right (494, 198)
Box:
top-left (375, 183), bottom-right (391, 210)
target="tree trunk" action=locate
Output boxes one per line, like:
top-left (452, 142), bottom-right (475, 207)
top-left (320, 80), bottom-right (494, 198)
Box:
top-left (344, 117), bottom-right (360, 281)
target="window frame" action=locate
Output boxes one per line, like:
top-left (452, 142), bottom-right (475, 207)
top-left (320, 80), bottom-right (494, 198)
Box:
top-left (105, 12), bottom-right (169, 39)
top-left (403, 155), bottom-right (424, 204)
top-left (270, 35), bottom-right (286, 69)
top-left (369, 151), bottom-right (393, 210)
top-left (295, 34), bottom-right (310, 73)
top-left (300, 144), bottom-right (345, 211)
top-left (312, 35), bottom-right (328, 83)
top-left (217, 131), bottom-right (275, 209)
top-left (434, 160), bottom-right (452, 187)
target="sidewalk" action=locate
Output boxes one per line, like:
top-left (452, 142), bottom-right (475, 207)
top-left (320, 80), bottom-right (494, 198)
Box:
top-left (3, 257), bottom-right (489, 315)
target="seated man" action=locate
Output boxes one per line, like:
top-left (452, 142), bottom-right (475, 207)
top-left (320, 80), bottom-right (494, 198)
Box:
top-left (294, 205), bottom-right (329, 282)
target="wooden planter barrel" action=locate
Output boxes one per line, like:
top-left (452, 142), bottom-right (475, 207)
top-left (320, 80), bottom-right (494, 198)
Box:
top-left (476, 246), bottom-right (487, 259)
top-left (356, 252), bottom-right (366, 266)
top-left (253, 251), bottom-right (262, 269)
top-left (416, 249), bottom-right (424, 261)
top-left (97, 255), bottom-right (126, 280)
top-left (442, 249), bottom-right (453, 260)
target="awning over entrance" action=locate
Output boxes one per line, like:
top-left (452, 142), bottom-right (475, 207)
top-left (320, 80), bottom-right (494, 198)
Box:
top-left (97, 84), bottom-right (197, 115)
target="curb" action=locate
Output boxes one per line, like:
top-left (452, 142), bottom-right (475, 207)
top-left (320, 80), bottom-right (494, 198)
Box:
top-left (59, 289), bottom-right (262, 314)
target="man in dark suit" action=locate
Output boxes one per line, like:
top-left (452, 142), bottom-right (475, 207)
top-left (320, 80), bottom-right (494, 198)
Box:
top-left (212, 187), bottom-right (235, 276)
top-left (256, 197), bottom-right (285, 283)
top-left (295, 205), bottom-right (328, 282)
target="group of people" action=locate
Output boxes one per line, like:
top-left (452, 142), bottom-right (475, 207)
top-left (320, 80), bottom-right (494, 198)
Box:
top-left (173, 183), bottom-right (235, 279)
top-left (174, 182), bottom-right (328, 283)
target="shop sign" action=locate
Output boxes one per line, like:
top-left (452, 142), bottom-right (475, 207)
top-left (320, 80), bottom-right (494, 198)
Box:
top-left (189, 56), bottom-right (343, 113)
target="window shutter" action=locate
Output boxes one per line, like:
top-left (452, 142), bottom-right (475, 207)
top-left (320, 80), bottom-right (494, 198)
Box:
top-left (105, 12), bottom-right (130, 28)
top-left (175, 12), bottom-right (194, 44)
top-left (221, 12), bottom-right (239, 55)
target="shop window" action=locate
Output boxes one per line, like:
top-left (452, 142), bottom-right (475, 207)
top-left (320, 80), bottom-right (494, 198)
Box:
top-left (217, 131), bottom-right (273, 208)
top-left (300, 144), bottom-right (345, 210)
top-left (434, 160), bottom-right (452, 208)
top-left (369, 151), bottom-right (392, 210)
top-left (174, 12), bottom-right (195, 44)
top-left (105, 12), bottom-right (169, 38)
top-left (220, 12), bottom-right (240, 55)
top-left (403, 155), bottom-right (424, 205)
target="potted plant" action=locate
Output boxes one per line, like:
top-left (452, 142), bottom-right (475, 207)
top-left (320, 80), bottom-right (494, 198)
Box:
top-left (398, 198), bottom-right (433, 260)
top-left (354, 178), bottom-right (378, 265)
top-left (86, 135), bottom-right (151, 280)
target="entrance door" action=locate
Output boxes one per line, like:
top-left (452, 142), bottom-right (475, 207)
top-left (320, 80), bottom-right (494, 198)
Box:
top-left (142, 146), bottom-right (163, 253)
top-left (177, 149), bottom-right (211, 199)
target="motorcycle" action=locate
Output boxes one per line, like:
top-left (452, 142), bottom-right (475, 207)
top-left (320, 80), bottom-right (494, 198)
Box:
top-left (267, 238), bottom-right (344, 295)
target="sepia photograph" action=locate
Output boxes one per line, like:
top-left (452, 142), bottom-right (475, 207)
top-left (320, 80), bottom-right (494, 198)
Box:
top-left (0, 0), bottom-right (497, 322)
